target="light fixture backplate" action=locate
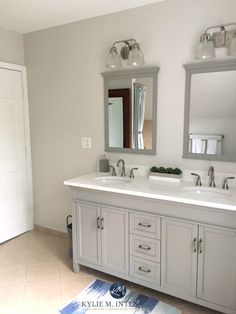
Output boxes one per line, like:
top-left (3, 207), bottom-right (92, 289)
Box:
top-left (212, 29), bottom-right (236, 47)
top-left (120, 45), bottom-right (130, 60)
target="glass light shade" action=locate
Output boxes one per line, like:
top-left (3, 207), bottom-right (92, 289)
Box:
top-left (105, 46), bottom-right (122, 69)
top-left (196, 33), bottom-right (216, 59)
top-left (228, 36), bottom-right (236, 56)
top-left (127, 43), bottom-right (145, 66)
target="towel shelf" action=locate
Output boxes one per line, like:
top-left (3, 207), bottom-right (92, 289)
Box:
top-left (189, 133), bottom-right (224, 141)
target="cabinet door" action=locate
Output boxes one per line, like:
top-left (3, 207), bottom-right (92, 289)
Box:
top-left (101, 206), bottom-right (129, 274)
top-left (77, 202), bottom-right (101, 265)
top-left (161, 218), bottom-right (198, 298)
top-left (197, 225), bottom-right (236, 310)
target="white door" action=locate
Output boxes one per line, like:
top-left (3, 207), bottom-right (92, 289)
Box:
top-left (101, 206), bottom-right (129, 274)
top-left (161, 218), bottom-right (198, 298)
top-left (0, 66), bottom-right (32, 243)
top-left (77, 202), bottom-right (101, 265)
top-left (197, 225), bottom-right (236, 310)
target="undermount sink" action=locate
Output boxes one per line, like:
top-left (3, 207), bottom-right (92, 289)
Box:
top-left (94, 176), bottom-right (131, 185)
top-left (182, 186), bottom-right (231, 198)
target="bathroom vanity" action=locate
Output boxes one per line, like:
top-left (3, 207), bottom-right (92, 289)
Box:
top-left (64, 173), bottom-right (236, 314)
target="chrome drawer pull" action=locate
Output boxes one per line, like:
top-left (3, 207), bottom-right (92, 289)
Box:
top-left (138, 244), bottom-right (151, 251)
top-left (138, 222), bottom-right (151, 228)
top-left (101, 218), bottom-right (104, 230)
top-left (96, 217), bottom-right (100, 229)
top-left (198, 239), bottom-right (203, 254)
top-left (193, 238), bottom-right (197, 253)
top-left (138, 266), bottom-right (151, 273)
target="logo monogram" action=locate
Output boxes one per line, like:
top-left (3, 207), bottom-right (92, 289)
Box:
top-left (109, 282), bottom-right (127, 299)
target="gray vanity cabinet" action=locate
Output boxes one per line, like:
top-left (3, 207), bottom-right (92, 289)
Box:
top-left (162, 218), bottom-right (236, 311)
top-left (69, 186), bottom-right (236, 314)
top-left (74, 202), bottom-right (129, 275)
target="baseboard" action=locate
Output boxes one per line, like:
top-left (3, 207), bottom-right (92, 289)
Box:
top-left (34, 224), bottom-right (67, 238)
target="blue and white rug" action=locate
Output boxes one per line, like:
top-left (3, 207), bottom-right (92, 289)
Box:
top-left (59, 279), bottom-right (181, 314)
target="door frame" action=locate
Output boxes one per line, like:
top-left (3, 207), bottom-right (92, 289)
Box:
top-left (108, 89), bottom-right (131, 148)
top-left (0, 61), bottom-right (34, 231)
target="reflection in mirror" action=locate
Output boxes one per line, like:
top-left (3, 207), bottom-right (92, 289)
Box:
top-left (183, 60), bottom-right (236, 162)
top-left (102, 67), bottom-right (158, 155)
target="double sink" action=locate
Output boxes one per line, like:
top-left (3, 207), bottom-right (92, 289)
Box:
top-left (94, 176), bottom-right (232, 200)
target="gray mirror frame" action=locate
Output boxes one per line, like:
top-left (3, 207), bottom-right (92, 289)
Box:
top-left (183, 59), bottom-right (236, 162)
top-left (101, 66), bottom-right (159, 155)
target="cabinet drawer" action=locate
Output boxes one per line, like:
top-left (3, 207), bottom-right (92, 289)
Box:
top-left (130, 212), bottom-right (160, 239)
top-left (130, 234), bottom-right (160, 262)
top-left (130, 256), bottom-right (160, 285)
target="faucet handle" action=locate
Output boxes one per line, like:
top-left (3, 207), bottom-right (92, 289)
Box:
top-left (191, 173), bottom-right (202, 186)
top-left (129, 168), bottom-right (138, 179)
top-left (109, 165), bottom-right (117, 176)
top-left (222, 177), bottom-right (235, 189)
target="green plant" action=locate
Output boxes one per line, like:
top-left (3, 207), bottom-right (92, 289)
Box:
top-left (150, 166), bottom-right (182, 175)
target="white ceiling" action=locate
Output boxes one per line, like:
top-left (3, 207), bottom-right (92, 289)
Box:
top-left (0, 0), bottom-right (165, 34)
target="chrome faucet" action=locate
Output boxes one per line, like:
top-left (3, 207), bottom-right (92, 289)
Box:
top-left (129, 167), bottom-right (138, 178)
top-left (116, 159), bottom-right (126, 177)
top-left (208, 166), bottom-right (216, 187)
top-left (222, 177), bottom-right (235, 189)
top-left (109, 165), bottom-right (116, 176)
top-left (191, 173), bottom-right (202, 186)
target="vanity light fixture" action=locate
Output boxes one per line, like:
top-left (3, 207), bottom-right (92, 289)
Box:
top-left (196, 22), bottom-right (236, 59)
top-left (105, 39), bottom-right (145, 69)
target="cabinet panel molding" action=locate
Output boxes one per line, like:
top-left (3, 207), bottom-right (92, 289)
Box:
top-left (101, 206), bottom-right (129, 274)
top-left (197, 225), bottom-right (236, 310)
top-left (161, 218), bottom-right (198, 298)
top-left (76, 202), bottom-right (102, 265)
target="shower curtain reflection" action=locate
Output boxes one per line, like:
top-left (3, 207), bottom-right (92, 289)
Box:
top-left (133, 83), bottom-right (146, 149)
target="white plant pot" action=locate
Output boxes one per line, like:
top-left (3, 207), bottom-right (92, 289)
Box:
top-left (149, 172), bottom-right (183, 183)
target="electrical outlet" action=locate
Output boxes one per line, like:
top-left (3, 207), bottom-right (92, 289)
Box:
top-left (81, 137), bottom-right (92, 149)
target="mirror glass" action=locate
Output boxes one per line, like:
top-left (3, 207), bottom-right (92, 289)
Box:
top-left (102, 67), bottom-right (158, 155)
top-left (183, 61), bottom-right (236, 162)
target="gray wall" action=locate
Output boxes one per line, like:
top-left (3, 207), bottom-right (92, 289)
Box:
top-left (0, 27), bottom-right (24, 65)
top-left (24, 0), bottom-right (236, 232)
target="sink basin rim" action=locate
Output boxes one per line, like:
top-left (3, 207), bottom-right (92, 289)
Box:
top-left (182, 186), bottom-right (231, 197)
top-left (94, 176), bottom-right (131, 184)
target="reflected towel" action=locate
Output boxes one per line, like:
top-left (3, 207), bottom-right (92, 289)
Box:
top-left (192, 138), bottom-right (206, 154)
top-left (206, 139), bottom-right (219, 155)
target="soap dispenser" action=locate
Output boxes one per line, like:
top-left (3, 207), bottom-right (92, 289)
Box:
top-left (99, 154), bottom-right (109, 173)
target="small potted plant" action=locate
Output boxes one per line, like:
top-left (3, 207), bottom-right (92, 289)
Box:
top-left (149, 166), bottom-right (183, 182)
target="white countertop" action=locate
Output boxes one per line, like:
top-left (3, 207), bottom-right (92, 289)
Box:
top-left (64, 172), bottom-right (236, 212)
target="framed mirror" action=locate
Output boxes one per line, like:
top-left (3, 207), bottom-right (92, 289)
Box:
top-left (102, 67), bottom-right (159, 155)
top-left (183, 59), bottom-right (236, 162)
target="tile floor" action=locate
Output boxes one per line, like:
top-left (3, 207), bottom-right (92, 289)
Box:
top-left (0, 229), bottom-right (221, 314)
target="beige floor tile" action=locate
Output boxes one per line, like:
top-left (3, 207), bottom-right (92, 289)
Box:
top-left (179, 303), bottom-right (222, 314)
top-left (0, 287), bottom-right (24, 314)
top-left (26, 264), bottom-right (60, 284)
top-left (24, 282), bottom-right (61, 305)
top-left (60, 274), bottom-right (95, 290)
top-left (27, 251), bottom-right (59, 268)
top-left (0, 264), bottom-right (27, 284)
